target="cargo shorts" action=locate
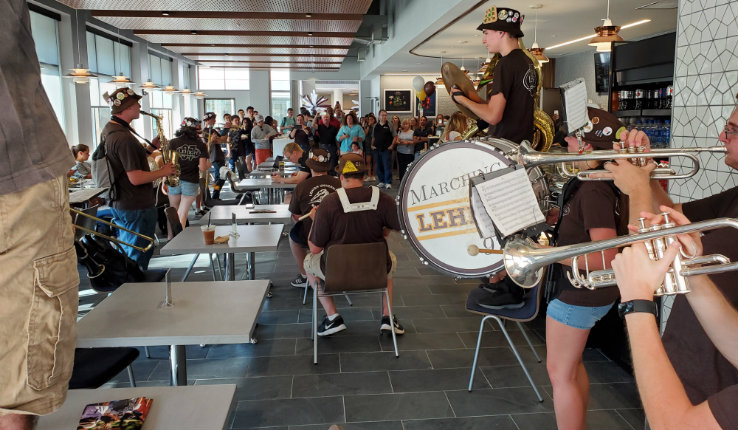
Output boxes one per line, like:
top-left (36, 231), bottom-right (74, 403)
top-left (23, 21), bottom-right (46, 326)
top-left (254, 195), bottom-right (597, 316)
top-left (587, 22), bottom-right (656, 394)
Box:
top-left (0, 176), bottom-right (79, 416)
top-left (303, 249), bottom-right (397, 281)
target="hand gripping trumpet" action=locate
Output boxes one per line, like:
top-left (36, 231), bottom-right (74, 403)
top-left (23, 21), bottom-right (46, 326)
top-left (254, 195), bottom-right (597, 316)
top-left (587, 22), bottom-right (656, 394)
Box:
top-left (512, 140), bottom-right (727, 181)
top-left (472, 215), bottom-right (738, 294)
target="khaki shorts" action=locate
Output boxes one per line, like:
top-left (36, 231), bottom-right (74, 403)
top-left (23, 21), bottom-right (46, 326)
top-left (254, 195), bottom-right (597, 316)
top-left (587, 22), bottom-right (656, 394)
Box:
top-left (0, 176), bottom-right (79, 416)
top-left (303, 249), bottom-right (397, 280)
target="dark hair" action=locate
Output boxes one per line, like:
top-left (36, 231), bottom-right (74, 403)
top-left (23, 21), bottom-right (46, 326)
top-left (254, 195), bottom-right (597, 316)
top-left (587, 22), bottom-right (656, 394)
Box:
top-left (71, 144), bottom-right (89, 158)
top-left (265, 116), bottom-right (275, 126)
top-left (175, 126), bottom-right (199, 140)
top-left (343, 111), bottom-right (358, 126)
top-left (238, 109), bottom-right (245, 113)
top-left (342, 171), bottom-right (365, 180)
top-left (242, 117), bottom-right (253, 130)
top-left (246, 106), bottom-right (254, 111)
top-left (223, 113), bottom-right (231, 118)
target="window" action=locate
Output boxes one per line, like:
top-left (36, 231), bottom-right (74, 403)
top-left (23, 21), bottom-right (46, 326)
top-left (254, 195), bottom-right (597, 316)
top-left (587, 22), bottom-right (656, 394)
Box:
top-left (205, 99), bottom-right (235, 127)
top-left (270, 70), bottom-right (291, 121)
top-left (149, 52), bottom-right (173, 86)
top-left (89, 80), bottom-right (119, 146)
top-left (29, 10), bottom-right (65, 133)
top-left (197, 67), bottom-right (249, 90)
top-left (86, 30), bottom-right (131, 78)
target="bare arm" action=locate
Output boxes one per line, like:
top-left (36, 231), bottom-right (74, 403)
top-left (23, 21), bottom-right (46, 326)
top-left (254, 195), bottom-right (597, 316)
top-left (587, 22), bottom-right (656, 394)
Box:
top-left (558, 227), bottom-right (618, 271)
top-left (198, 158), bottom-right (211, 172)
top-left (126, 163), bottom-right (175, 186)
top-left (272, 170), bottom-right (309, 184)
top-left (308, 238), bottom-right (323, 255)
top-left (453, 91), bottom-right (506, 125)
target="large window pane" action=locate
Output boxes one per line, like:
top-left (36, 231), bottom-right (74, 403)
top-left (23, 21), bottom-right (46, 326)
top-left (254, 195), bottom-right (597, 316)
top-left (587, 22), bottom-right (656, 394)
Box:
top-left (95, 35), bottom-right (115, 76)
top-left (161, 59), bottom-right (172, 86)
top-left (271, 92), bottom-right (290, 122)
top-left (114, 43), bottom-right (131, 77)
top-left (86, 32), bottom-right (97, 71)
top-left (40, 69), bottom-right (65, 132)
top-left (149, 54), bottom-right (162, 85)
top-left (30, 12), bottom-right (59, 65)
top-left (205, 98), bottom-right (235, 119)
top-left (199, 67), bottom-right (249, 90)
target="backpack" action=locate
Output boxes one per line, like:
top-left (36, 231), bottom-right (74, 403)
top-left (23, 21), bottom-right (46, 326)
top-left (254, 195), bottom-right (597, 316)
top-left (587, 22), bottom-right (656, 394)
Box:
top-left (91, 130), bottom-right (126, 202)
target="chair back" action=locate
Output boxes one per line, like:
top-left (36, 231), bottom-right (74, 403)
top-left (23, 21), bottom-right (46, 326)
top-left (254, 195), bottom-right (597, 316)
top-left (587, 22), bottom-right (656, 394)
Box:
top-left (324, 242), bottom-right (388, 292)
top-left (465, 270), bottom-right (546, 322)
top-left (164, 206), bottom-right (183, 238)
top-left (226, 171), bottom-right (242, 193)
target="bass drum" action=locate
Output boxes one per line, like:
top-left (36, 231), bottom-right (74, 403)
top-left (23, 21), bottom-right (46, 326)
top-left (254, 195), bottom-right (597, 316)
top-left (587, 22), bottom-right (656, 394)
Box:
top-left (397, 139), bottom-right (548, 278)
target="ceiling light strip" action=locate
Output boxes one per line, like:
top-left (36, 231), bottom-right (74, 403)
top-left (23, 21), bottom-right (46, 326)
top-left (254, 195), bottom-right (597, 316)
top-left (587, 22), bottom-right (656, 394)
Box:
top-left (546, 19), bottom-right (651, 50)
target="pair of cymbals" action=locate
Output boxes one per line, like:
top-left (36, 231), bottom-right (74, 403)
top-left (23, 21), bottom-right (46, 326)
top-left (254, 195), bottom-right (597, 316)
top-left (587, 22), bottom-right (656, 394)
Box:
top-left (441, 62), bottom-right (487, 119)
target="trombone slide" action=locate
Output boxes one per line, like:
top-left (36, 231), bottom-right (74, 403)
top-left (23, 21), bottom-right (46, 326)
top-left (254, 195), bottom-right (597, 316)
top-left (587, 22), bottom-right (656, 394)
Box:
top-left (71, 208), bottom-right (154, 253)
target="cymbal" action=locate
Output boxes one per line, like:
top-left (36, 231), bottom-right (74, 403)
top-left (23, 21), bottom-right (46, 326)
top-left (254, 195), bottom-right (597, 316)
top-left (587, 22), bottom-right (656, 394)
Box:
top-left (442, 62), bottom-right (485, 119)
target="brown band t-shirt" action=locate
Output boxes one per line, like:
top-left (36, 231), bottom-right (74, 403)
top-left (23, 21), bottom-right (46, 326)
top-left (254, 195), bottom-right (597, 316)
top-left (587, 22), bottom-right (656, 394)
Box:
top-left (289, 175), bottom-right (341, 243)
top-left (667, 186), bottom-right (738, 429)
top-left (309, 186), bottom-right (400, 271)
top-left (555, 181), bottom-right (620, 307)
top-left (103, 122), bottom-right (155, 210)
top-left (488, 49), bottom-right (538, 144)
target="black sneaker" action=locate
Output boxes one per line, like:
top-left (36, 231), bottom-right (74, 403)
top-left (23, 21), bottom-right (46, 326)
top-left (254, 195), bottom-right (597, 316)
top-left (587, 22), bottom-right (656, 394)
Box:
top-left (380, 315), bottom-right (405, 335)
top-left (317, 315), bottom-right (346, 337)
top-left (290, 274), bottom-right (308, 288)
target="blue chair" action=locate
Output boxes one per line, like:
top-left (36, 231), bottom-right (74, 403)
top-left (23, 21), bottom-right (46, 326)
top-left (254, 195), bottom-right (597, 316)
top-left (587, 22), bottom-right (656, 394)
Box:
top-left (466, 278), bottom-right (545, 402)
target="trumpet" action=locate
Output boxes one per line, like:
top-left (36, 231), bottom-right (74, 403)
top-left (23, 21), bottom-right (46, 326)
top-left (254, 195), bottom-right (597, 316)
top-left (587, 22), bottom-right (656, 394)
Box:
top-left (497, 215), bottom-right (738, 294)
top-left (141, 110), bottom-right (180, 186)
top-left (512, 140), bottom-right (727, 181)
top-left (71, 208), bottom-right (154, 253)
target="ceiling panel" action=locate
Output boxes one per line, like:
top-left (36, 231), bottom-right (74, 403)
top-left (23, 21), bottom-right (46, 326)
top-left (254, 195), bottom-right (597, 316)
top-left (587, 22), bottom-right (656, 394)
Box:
top-left (95, 16), bottom-right (361, 33)
top-left (136, 34), bottom-right (355, 46)
top-left (167, 46), bottom-right (349, 56)
top-left (202, 63), bottom-right (339, 70)
top-left (57, 0), bottom-right (372, 14)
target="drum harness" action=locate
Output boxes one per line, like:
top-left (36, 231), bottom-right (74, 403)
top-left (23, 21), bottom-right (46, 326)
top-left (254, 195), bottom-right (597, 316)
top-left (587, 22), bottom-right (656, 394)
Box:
top-left (336, 186), bottom-right (380, 212)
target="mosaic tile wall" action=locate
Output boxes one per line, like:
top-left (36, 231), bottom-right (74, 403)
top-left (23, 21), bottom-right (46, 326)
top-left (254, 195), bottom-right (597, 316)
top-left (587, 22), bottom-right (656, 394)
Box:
top-left (669, 0), bottom-right (738, 202)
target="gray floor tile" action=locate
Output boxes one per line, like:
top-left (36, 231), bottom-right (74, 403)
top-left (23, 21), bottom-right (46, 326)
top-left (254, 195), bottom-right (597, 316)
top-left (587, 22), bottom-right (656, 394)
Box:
top-left (147, 357), bottom-right (250, 380)
top-left (378, 332), bottom-right (466, 352)
top-left (247, 354), bottom-right (340, 376)
top-left (344, 392), bottom-right (453, 422)
top-left (615, 408), bottom-right (645, 430)
top-left (258, 309), bottom-right (301, 324)
top-left (256, 323), bottom-right (313, 339)
top-left (445, 387), bottom-right (552, 416)
top-left (206, 339), bottom-right (297, 359)
top-left (403, 414), bottom-right (518, 430)
top-left (511, 409), bottom-right (635, 430)
top-left (588, 383), bottom-right (643, 410)
top-left (584, 362), bottom-right (636, 384)
top-left (480, 363), bottom-right (550, 388)
top-left (233, 396), bottom-right (344, 427)
top-left (297, 334), bottom-right (383, 354)
top-left (194, 375), bottom-right (292, 401)
top-left (389, 368), bottom-right (488, 392)
top-left (427, 346), bottom-right (545, 369)
top-left (339, 350), bottom-right (432, 372)
top-left (399, 293), bottom-right (467, 306)
top-left (457, 327), bottom-right (545, 349)
top-left (290, 421), bottom-right (403, 430)
top-left (292, 372), bottom-right (392, 397)
top-left (372, 305), bottom-right (445, 320)
top-left (410, 317), bottom-right (483, 333)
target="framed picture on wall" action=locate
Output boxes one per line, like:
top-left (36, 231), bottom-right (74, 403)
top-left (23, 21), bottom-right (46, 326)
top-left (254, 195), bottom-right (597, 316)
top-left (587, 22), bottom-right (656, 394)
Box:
top-left (384, 89), bottom-right (413, 113)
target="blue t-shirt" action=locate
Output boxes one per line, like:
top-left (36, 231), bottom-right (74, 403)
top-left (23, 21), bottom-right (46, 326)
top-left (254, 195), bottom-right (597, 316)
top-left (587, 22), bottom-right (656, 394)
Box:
top-left (336, 124), bottom-right (365, 153)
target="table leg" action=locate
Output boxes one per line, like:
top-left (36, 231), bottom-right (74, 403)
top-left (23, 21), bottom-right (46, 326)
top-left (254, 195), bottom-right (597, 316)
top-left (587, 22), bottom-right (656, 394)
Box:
top-left (249, 251), bottom-right (255, 280)
top-left (170, 345), bottom-right (187, 386)
top-left (225, 252), bottom-right (236, 281)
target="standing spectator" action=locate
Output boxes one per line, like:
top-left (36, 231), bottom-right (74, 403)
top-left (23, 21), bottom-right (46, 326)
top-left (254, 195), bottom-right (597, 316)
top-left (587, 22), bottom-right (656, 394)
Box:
top-left (390, 115), bottom-right (401, 176)
top-left (222, 113), bottom-right (232, 130)
top-left (325, 106), bottom-right (342, 129)
top-left (372, 110), bottom-right (394, 189)
top-left (316, 112), bottom-right (340, 172)
top-left (395, 118), bottom-right (415, 179)
top-left (0, 3), bottom-right (80, 427)
top-left (336, 111), bottom-right (365, 155)
top-left (434, 113), bottom-right (446, 136)
top-left (281, 107), bottom-right (296, 134)
top-left (167, 117), bottom-right (210, 228)
top-left (246, 106), bottom-right (255, 123)
top-left (237, 108), bottom-right (245, 123)
top-left (102, 87), bottom-right (175, 269)
top-left (241, 117), bottom-right (255, 172)
top-left (228, 116), bottom-right (247, 175)
top-left (363, 113), bottom-right (376, 180)
top-left (290, 113), bottom-right (313, 154)
top-left (413, 115), bottom-right (434, 159)
top-left (251, 114), bottom-right (278, 165)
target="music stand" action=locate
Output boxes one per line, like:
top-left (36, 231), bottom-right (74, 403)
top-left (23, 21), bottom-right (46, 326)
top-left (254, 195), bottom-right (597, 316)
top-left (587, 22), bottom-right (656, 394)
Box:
top-left (559, 78), bottom-right (590, 148)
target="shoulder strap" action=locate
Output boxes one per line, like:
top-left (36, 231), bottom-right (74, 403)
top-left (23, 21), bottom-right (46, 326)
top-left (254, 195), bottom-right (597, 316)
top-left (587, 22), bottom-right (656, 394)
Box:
top-left (337, 187), bottom-right (380, 213)
top-left (551, 178), bottom-right (583, 244)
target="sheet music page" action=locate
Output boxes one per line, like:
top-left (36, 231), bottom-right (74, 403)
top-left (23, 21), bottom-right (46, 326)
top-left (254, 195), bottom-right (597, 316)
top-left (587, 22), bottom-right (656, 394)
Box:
top-left (470, 186), bottom-right (497, 238)
top-left (562, 78), bottom-right (589, 133)
top-left (474, 168), bottom-right (545, 237)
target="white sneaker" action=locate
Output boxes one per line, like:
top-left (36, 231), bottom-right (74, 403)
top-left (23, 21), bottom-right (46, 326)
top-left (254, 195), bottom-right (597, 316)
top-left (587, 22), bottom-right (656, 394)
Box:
top-left (377, 182), bottom-right (386, 188)
top-left (385, 184), bottom-right (392, 189)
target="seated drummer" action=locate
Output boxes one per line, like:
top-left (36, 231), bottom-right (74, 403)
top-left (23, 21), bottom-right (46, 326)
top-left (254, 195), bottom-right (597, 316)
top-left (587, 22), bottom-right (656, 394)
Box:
top-left (595, 101), bottom-right (738, 429)
top-left (304, 154), bottom-right (404, 336)
top-left (271, 142), bottom-right (310, 185)
top-left (450, 5), bottom-right (537, 144)
top-left (286, 149), bottom-right (340, 289)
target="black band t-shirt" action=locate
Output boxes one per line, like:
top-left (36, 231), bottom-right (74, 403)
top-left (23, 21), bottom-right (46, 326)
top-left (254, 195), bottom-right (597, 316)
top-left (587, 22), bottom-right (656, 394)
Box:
top-left (102, 122), bottom-right (155, 210)
top-left (488, 49), bottom-right (538, 144)
top-left (288, 175), bottom-right (341, 243)
top-left (169, 134), bottom-right (208, 184)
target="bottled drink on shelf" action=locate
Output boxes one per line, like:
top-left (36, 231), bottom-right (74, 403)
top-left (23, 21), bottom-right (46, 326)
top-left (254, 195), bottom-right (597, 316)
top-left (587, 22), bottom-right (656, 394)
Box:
top-left (633, 89), bottom-right (645, 110)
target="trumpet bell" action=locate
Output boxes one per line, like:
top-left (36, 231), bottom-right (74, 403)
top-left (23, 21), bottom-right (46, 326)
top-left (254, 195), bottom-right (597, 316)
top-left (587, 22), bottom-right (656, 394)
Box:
top-left (503, 236), bottom-right (545, 288)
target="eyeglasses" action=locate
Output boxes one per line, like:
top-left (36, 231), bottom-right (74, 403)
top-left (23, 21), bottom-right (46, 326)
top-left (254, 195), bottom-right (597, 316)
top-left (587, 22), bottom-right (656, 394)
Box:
top-left (724, 124), bottom-right (738, 137)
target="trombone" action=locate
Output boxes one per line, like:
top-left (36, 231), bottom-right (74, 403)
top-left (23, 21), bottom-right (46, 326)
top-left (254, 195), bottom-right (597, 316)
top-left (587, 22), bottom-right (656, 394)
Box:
top-left (71, 207), bottom-right (154, 253)
top-left (512, 140), bottom-right (727, 181)
top-left (494, 214), bottom-right (738, 294)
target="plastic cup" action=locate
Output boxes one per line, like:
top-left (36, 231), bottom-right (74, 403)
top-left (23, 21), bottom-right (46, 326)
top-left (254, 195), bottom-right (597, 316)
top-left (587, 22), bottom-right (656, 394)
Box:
top-left (201, 225), bottom-right (216, 245)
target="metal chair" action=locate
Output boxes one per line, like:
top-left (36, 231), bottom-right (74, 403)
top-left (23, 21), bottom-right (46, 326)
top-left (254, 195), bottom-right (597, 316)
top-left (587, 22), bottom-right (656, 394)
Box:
top-left (465, 278), bottom-right (545, 402)
top-left (311, 242), bottom-right (398, 364)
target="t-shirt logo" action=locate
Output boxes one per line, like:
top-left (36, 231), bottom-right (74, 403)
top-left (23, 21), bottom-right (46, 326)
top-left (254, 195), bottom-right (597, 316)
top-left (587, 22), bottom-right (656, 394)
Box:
top-left (523, 66), bottom-right (537, 96)
top-left (309, 188), bottom-right (332, 206)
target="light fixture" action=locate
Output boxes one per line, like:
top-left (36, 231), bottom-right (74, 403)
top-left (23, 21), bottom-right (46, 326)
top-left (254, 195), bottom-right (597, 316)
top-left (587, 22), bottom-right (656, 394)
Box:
top-left (476, 55), bottom-right (491, 76)
top-left (179, 88), bottom-right (193, 95)
top-left (435, 51), bottom-right (445, 87)
top-left (307, 32), bottom-right (314, 36)
top-left (161, 11), bottom-right (170, 16)
top-left (194, 91), bottom-right (207, 99)
top-left (588, 0), bottom-right (624, 52)
top-left (64, 10), bottom-right (97, 84)
top-left (109, 73), bottom-right (135, 87)
top-left (140, 80), bottom-right (160, 90)
top-left (528, 6), bottom-right (549, 63)
top-left (162, 85), bottom-right (178, 93)
top-left (305, 13), bottom-right (312, 18)
top-left (546, 19), bottom-right (650, 50)
top-left (190, 30), bottom-right (198, 35)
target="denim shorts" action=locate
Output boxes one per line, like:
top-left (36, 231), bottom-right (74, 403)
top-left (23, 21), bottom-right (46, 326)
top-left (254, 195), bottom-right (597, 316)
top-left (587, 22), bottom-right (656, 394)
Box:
top-left (168, 180), bottom-right (199, 196)
top-left (289, 222), bottom-right (308, 247)
top-left (546, 299), bottom-right (615, 330)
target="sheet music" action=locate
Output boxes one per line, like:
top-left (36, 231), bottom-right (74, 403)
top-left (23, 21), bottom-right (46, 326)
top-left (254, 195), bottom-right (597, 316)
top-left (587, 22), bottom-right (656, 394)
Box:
top-left (470, 187), bottom-right (497, 238)
top-left (561, 78), bottom-right (589, 133)
top-left (473, 168), bottom-right (545, 237)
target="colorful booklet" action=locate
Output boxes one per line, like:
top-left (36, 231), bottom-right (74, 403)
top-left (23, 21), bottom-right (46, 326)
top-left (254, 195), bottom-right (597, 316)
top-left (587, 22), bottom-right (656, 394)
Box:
top-left (77, 397), bottom-right (153, 430)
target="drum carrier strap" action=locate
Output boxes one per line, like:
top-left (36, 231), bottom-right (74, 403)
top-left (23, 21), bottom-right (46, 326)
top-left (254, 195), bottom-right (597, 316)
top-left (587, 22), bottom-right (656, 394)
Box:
top-left (337, 186), bottom-right (379, 212)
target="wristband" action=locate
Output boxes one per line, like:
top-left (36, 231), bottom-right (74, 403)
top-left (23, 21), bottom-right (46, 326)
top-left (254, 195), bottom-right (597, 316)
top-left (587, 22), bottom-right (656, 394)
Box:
top-left (618, 299), bottom-right (658, 319)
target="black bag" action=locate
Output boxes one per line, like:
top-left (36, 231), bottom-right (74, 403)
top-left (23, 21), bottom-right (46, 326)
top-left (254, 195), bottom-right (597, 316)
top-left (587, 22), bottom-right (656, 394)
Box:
top-left (75, 234), bottom-right (145, 293)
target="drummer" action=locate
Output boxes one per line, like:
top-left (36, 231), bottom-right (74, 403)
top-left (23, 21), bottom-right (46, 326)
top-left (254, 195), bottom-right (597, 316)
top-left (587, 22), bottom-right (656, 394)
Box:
top-left (450, 6), bottom-right (537, 144)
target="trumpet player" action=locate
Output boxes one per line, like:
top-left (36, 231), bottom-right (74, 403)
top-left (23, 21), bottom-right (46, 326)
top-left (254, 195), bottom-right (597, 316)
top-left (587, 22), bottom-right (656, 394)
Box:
top-left (612, 208), bottom-right (737, 430)
top-left (595, 102), bottom-right (738, 430)
top-left (101, 87), bottom-right (175, 270)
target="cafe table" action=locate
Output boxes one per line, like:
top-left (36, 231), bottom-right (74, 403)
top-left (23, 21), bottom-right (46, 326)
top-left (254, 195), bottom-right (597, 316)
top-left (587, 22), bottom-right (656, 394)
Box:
top-left (37, 384), bottom-right (237, 429)
top-left (76, 281), bottom-right (269, 386)
top-left (160, 224), bottom-right (282, 281)
top-left (236, 177), bottom-right (296, 204)
top-left (205, 204), bottom-right (292, 225)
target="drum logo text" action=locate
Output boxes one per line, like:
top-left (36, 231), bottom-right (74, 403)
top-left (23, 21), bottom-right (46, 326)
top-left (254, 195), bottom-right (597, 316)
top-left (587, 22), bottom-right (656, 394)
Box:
top-left (406, 163), bottom-right (504, 206)
top-left (408, 198), bottom-right (478, 241)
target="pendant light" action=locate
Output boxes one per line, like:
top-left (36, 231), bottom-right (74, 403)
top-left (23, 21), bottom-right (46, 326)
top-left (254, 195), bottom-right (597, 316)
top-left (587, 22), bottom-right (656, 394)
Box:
top-left (107, 25), bottom-right (134, 86)
top-left (179, 88), bottom-right (193, 95)
top-left (64, 10), bottom-right (97, 84)
top-left (194, 91), bottom-right (207, 99)
top-left (140, 80), bottom-right (160, 90)
top-left (162, 85), bottom-right (179, 93)
top-left (435, 51), bottom-right (445, 86)
top-left (529, 6), bottom-right (549, 63)
top-left (588, 0), bottom-right (624, 52)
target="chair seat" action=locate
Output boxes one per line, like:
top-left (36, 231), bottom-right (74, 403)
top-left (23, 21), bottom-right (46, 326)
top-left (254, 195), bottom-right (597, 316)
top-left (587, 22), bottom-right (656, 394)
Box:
top-left (465, 287), bottom-right (538, 320)
top-left (142, 268), bottom-right (168, 282)
top-left (69, 347), bottom-right (140, 389)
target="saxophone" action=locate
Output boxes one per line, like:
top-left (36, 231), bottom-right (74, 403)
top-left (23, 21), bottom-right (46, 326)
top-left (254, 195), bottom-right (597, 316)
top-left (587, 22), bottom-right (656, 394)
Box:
top-left (141, 110), bottom-right (180, 187)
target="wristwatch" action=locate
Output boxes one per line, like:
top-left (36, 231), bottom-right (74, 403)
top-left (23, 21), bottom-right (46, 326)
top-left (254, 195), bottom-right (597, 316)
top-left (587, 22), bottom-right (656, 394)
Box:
top-left (618, 300), bottom-right (658, 319)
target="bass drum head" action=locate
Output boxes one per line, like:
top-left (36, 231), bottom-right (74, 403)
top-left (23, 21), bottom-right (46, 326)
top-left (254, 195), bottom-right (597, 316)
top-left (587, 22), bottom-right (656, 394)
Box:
top-left (397, 139), bottom-right (515, 278)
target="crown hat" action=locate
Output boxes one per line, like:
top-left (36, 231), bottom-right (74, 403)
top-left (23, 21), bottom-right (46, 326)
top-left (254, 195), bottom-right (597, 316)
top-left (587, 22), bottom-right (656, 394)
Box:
top-left (103, 87), bottom-right (142, 114)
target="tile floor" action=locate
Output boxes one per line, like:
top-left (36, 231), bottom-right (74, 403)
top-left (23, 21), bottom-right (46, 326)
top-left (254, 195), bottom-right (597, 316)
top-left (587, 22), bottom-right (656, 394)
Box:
top-left (79, 185), bottom-right (645, 430)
